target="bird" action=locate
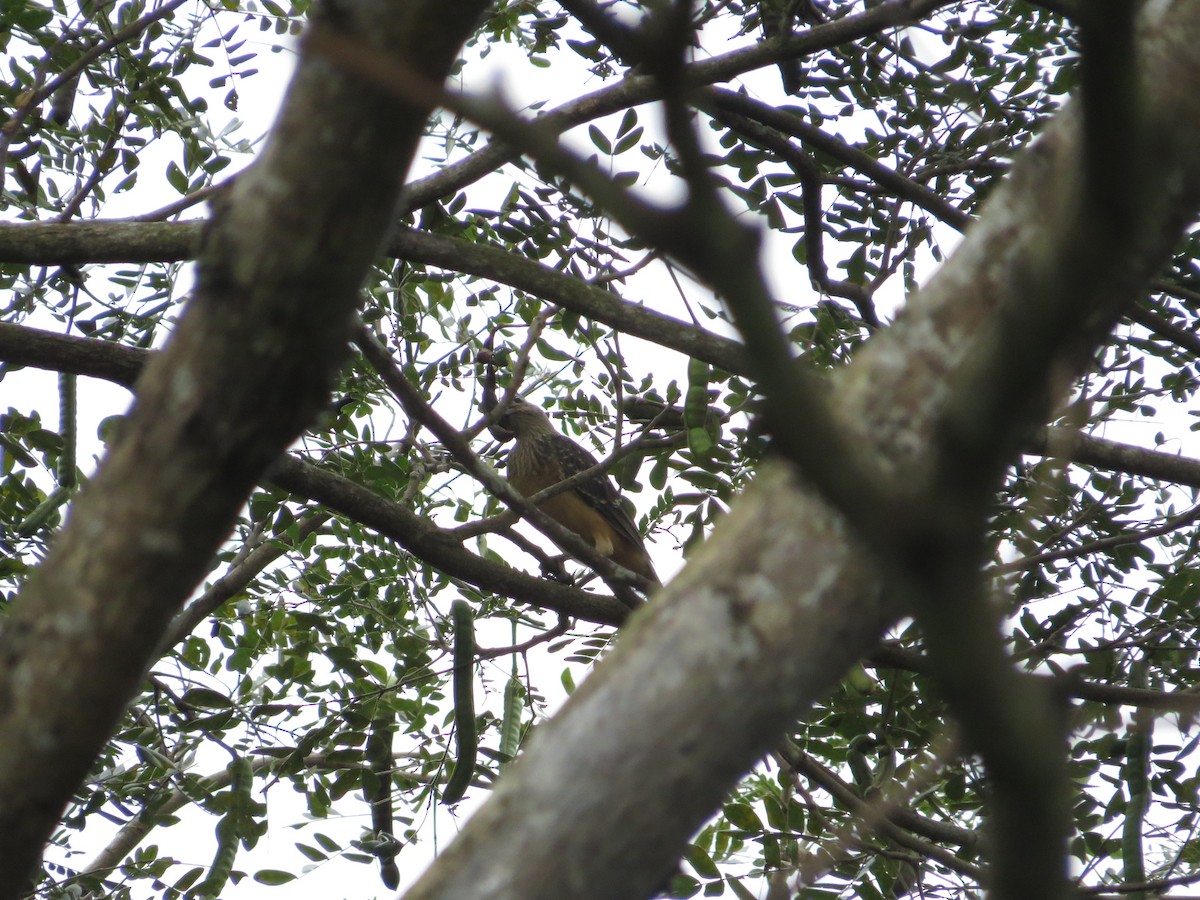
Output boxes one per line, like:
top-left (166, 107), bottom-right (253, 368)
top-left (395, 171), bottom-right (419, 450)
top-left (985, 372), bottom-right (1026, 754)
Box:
top-left (492, 396), bottom-right (660, 587)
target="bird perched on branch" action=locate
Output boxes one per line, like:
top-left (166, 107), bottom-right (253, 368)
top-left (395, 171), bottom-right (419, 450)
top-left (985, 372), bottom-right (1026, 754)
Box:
top-left (492, 396), bottom-right (660, 587)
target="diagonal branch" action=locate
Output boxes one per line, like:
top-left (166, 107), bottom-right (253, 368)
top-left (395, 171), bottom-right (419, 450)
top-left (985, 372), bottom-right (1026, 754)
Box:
top-left (0, 3), bottom-right (491, 889)
top-left (702, 87), bottom-right (972, 231)
top-left (706, 103), bottom-right (881, 326)
top-left (153, 511), bottom-right (332, 658)
top-left (266, 454), bottom-right (631, 626)
top-left (396, 4), bottom-right (1200, 899)
top-left (352, 323), bottom-right (653, 602)
top-left (993, 502), bottom-right (1200, 576)
top-left (308, 22), bottom-right (909, 565)
top-left (398, 0), bottom-right (954, 213)
top-left (778, 740), bottom-right (984, 880)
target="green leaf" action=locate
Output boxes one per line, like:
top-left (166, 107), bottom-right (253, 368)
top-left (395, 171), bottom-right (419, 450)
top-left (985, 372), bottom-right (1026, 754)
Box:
top-left (313, 832), bottom-right (341, 853)
top-left (683, 843), bottom-right (720, 879)
top-left (295, 841), bottom-right (326, 861)
top-left (181, 687), bottom-right (233, 709)
top-left (588, 124), bottom-right (612, 155)
top-left (9, 0), bottom-right (54, 31)
top-left (722, 802), bottom-right (761, 831)
top-left (253, 869), bottom-right (297, 885)
top-left (165, 161), bottom-right (188, 194)
top-left (616, 108), bottom-right (638, 137)
top-left (614, 126), bottom-right (644, 155)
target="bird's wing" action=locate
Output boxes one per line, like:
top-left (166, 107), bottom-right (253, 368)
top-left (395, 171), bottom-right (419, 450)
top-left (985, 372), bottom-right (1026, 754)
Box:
top-left (549, 433), bottom-right (647, 552)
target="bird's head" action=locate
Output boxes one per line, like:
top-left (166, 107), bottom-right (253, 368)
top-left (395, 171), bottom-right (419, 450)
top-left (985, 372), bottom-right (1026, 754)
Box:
top-left (488, 395), bottom-right (554, 442)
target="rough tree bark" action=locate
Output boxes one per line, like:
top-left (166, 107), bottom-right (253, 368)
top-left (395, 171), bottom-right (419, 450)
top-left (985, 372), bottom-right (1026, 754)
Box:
top-left (399, 4), bottom-right (1200, 900)
top-left (2, 2), bottom-right (1199, 899)
top-left (0, 0), bottom-right (488, 893)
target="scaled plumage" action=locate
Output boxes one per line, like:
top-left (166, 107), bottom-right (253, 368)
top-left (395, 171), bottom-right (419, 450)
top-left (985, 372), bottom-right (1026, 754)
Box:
top-left (497, 397), bottom-right (659, 586)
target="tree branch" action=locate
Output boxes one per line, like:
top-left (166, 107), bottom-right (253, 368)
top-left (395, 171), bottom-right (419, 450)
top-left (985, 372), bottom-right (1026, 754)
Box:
top-left (0, 1), bottom-right (491, 889)
top-left (869, 643), bottom-right (1200, 716)
top-left (778, 741), bottom-right (984, 880)
top-left (398, 0), bottom-right (955, 213)
top-left (705, 104), bottom-right (881, 326)
top-left (993, 502), bottom-right (1200, 577)
top-left (153, 511), bottom-right (332, 659)
top-left (75, 749), bottom-right (432, 888)
top-left (702, 87), bottom-right (972, 231)
top-left (10, 317), bottom-right (1200, 617)
top-left (352, 323), bottom-right (653, 603)
top-left (0, 222), bottom-right (751, 375)
top-left (398, 4), bottom-right (1200, 898)
top-left (265, 455), bottom-right (631, 627)
top-left (0, 319), bottom-right (645, 625)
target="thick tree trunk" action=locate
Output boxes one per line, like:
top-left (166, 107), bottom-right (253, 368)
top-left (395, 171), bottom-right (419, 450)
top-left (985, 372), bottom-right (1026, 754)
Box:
top-left (402, 4), bottom-right (1200, 899)
top-left (0, 1), bottom-right (487, 893)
